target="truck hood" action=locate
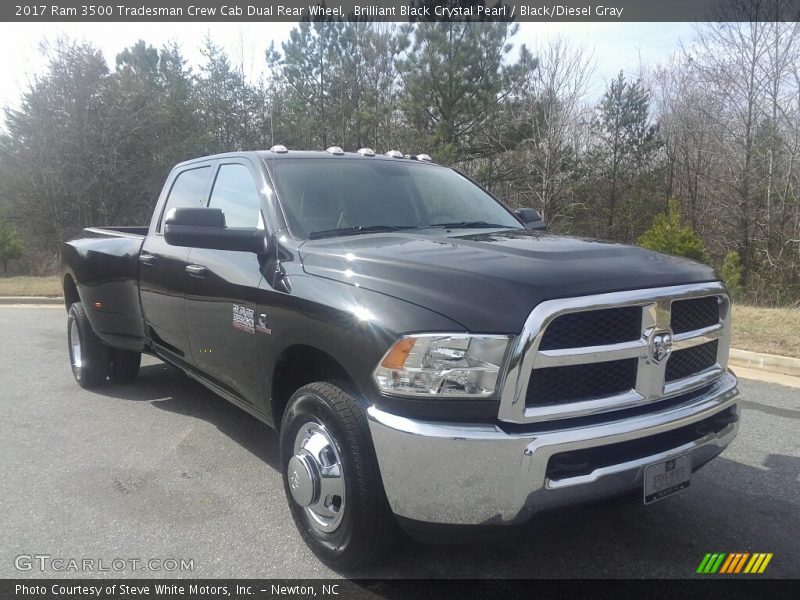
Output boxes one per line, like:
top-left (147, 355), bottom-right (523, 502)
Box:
top-left (298, 229), bottom-right (717, 333)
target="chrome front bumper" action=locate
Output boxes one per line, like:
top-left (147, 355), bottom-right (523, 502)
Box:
top-left (367, 371), bottom-right (739, 526)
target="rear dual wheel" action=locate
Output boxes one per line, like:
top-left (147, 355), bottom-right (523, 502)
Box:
top-left (67, 302), bottom-right (140, 388)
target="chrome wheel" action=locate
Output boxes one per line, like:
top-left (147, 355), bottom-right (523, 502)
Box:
top-left (69, 319), bottom-right (82, 369)
top-left (288, 421), bottom-right (346, 533)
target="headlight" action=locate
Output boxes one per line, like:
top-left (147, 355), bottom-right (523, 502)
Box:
top-left (372, 334), bottom-right (510, 398)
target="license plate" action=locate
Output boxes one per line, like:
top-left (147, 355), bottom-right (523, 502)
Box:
top-left (643, 454), bottom-right (691, 504)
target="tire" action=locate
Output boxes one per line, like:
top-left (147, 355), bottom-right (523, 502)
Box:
top-left (67, 302), bottom-right (109, 389)
top-left (109, 348), bottom-right (141, 384)
top-left (280, 382), bottom-right (399, 570)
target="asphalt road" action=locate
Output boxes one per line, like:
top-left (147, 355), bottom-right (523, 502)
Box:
top-left (1, 307), bottom-right (798, 579)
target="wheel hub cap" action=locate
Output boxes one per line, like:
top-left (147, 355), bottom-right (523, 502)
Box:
top-left (289, 421), bottom-right (346, 532)
top-left (287, 453), bottom-right (318, 507)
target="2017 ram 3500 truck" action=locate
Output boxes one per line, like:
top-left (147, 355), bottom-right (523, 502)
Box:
top-left (63, 147), bottom-right (740, 568)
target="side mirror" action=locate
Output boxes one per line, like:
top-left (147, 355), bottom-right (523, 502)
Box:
top-left (514, 208), bottom-right (547, 231)
top-left (164, 207), bottom-right (267, 253)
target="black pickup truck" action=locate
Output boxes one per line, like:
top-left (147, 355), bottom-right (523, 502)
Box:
top-left (63, 147), bottom-right (740, 568)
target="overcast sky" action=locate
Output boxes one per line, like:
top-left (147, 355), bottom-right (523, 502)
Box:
top-left (0, 21), bottom-right (695, 114)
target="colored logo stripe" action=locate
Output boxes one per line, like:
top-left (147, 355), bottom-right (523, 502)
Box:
top-left (697, 553), bottom-right (726, 573)
top-left (744, 553), bottom-right (773, 574)
top-left (719, 553), bottom-right (736, 573)
top-left (720, 553), bottom-right (748, 573)
top-left (697, 552), bottom-right (773, 574)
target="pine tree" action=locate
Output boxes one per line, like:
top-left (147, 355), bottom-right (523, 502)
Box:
top-left (396, 20), bottom-right (518, 163)
top-left (722, 251), bottom-right (744, 300)
top-left (0, 221), bottom-right (23, 274)
top-left (268, 21), bottom-right (343, 149)
top-left (590, 71), bottom-right (662, 237)
top-left (638, 199), bottom-right (707, 262)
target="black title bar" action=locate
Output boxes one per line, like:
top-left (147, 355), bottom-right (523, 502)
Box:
top-left (4, 0), bottom-right (800, 22)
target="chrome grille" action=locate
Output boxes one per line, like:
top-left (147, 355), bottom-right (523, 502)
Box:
top-left (671, 296), bottom-right (720, 334)
top-left (666, 340), bottom-right (719, 382)
top-left (539, 306), bottom-right (642, 350)
top-left (525, 359), bottom-right (637, 406)
top-left (498, 282), bottom-right (731, 424)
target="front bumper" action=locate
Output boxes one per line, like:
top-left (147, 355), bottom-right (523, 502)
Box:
top-left (367, 371), bottom-right (739, 526)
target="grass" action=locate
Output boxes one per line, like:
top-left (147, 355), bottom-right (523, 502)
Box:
top-left (732, 304), bottom-right (797, 358)
top-left (0, 275), bottom-right (62, 297)
top-left (0, 275), bottom-right (794, 358)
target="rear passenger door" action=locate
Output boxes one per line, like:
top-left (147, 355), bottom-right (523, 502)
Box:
top-left (139, 163), bottom-right (213, 363)
top-left (184, 159), bottom-right (266, 406)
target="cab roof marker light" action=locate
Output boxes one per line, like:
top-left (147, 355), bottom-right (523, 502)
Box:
top-left (357, 148), bottom-right (375, 156)
top-left (327, 146), bottom-right (345, 155)
top-left (385, 150), bottom-right (404, 158)
top-left (270, 144), bottom-right (288, 154)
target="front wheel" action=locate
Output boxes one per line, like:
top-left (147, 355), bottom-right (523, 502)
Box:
top-left (280, 382), bottom-right (399, 570)
top-left (67, 302), bottom-right (109, 389)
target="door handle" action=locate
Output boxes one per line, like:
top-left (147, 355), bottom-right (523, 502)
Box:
top-left (185, 264), bottom-right (207, 278)
top-left (139, 253), bottom-right (157, 266)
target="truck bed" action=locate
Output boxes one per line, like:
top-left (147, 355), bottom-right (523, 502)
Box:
top-left (62, 226), bottom-right (148, 351)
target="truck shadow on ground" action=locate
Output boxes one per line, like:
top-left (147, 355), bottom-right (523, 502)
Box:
top-left (104, 361), bottom-right (281, 471)
top-left (739, 397), bottom-right (800, 421)
top-left (99, 360), bottom-right (800, 579)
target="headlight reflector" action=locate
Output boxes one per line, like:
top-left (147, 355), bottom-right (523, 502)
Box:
top-left (372, 334), bottom-right (510, 398)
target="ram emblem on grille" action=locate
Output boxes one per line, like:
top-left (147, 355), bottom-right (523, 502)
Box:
top-left (649, 330), bottom-right (674, 363)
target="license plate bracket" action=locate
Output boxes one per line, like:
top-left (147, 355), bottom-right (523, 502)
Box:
top-left (643, 453), bottom-right (692, 505)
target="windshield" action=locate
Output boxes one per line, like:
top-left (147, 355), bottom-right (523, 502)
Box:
top-left (270, 158), bottom-right (522, 239)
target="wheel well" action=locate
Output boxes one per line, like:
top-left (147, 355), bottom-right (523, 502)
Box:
top-left (271, 345), bottom-right (353, 429)
top-left (63, 275), bottom-right (79, 310)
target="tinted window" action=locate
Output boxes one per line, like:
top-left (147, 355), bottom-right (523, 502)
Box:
top-left (159, 166), bottom-right (211, 231)
top-left (413, 168), bottom-right (498, 222)
top-left (209, 164), bottom-right (262, 228)
top-left (271, 159), bottom-right (521, 238)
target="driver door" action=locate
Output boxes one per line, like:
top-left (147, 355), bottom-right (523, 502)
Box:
top-left (184, 159), bottom-right (266, 406)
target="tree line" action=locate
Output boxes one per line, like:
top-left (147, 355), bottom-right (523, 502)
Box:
top-left (0, 18), bottom-right (798, 306)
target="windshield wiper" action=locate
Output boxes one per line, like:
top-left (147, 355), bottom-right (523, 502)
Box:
top-left (426, 221), bottom-right (515, 229)
top-left (308, 221), bottom-right (513, 239)
top-left (307, 225), bottom-right (417, 240)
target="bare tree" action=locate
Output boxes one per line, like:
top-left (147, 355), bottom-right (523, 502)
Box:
top-left (683, 20), bottom-right (800, 302)
top-left (512, 38), bottom-right (594, 225)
